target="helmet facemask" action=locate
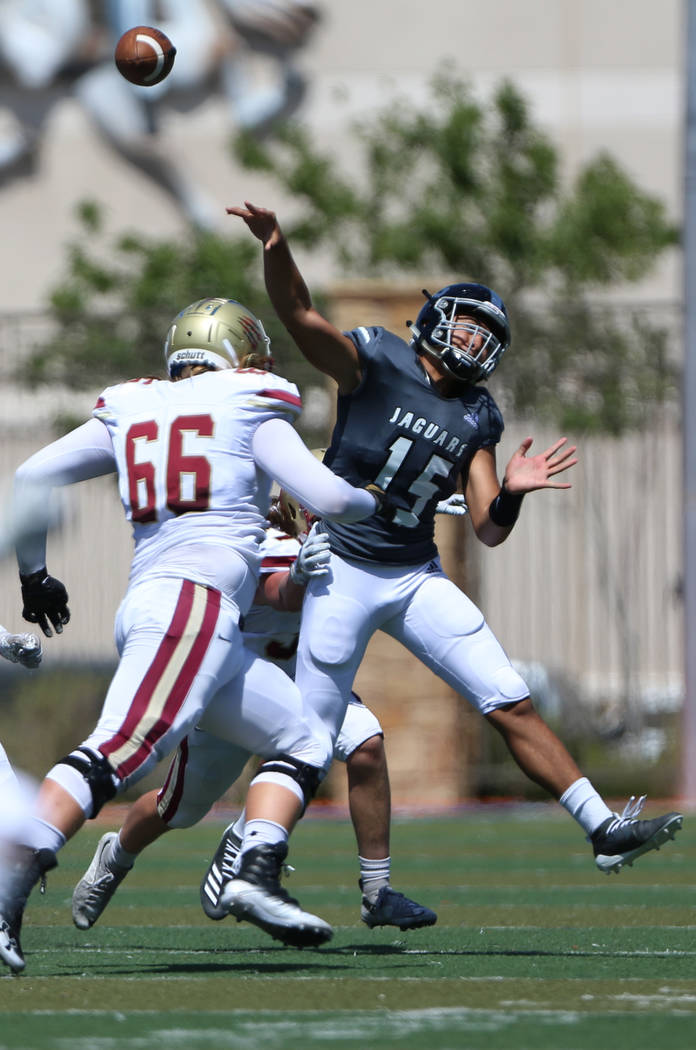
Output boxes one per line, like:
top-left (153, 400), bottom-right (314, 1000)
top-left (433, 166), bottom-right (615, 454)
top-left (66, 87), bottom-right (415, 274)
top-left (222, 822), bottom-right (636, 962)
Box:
top-left (272, 449), bottom-right (326, 538)
top-left (274, 490), bottom-right (315, 539)
top-left (410, 284), bottom-right (510, 384)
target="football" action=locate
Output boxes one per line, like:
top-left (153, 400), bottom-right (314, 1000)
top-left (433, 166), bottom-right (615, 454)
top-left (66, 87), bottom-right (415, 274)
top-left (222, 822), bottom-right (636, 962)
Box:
top-left (114, 25), bottom-right (176, 87)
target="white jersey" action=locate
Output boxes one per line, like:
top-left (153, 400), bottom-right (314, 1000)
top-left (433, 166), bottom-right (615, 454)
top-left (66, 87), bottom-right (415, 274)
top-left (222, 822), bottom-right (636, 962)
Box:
top-left (93, 369), bottom-right (301, 599)
top-left (242, 528), bottom-right (302, 673)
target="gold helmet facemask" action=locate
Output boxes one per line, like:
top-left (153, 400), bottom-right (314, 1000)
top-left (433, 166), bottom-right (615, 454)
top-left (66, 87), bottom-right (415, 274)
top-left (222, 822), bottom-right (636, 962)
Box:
top-left (164, 297), bottom-right (272, 377)
top-left (275, 449), bottom-right (327, 538)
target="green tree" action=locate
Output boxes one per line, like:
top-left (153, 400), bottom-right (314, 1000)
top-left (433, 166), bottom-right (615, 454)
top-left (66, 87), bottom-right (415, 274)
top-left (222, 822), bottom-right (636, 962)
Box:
top-left (235, 75), bottom-right (680, 433)
top-left (23, 201), bottom-right (327, 441)
top-left (25, 77), bottom-right (679, 434)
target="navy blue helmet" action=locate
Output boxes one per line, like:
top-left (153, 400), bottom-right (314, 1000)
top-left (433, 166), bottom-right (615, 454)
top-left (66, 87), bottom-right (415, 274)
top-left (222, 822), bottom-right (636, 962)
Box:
top-left (408, 282), bottom-right (511, 383)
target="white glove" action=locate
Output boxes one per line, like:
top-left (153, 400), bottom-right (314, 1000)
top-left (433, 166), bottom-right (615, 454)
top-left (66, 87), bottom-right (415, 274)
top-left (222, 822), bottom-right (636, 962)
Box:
top-left (289, 522), bottom-right (331, 584)
top-left (435, 493), bottom-right (468, 516)
top-left (0, 630), bottom-right (42, 669)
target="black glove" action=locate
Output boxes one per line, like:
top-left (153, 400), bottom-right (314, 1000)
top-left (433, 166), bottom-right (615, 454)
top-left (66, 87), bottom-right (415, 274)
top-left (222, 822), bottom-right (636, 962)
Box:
top-left (364, 484), bottom-right (412, 523)
top-left (20, 568), bottom-right (70, 638)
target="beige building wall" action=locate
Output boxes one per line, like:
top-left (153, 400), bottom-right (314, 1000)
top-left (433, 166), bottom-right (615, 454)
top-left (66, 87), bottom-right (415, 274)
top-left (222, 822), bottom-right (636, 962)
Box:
top-left (0, 0), bottom-right (683, 313)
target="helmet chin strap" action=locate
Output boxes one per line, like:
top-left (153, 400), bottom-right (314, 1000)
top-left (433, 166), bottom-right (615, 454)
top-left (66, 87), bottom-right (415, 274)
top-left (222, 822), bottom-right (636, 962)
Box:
top-left (421, 341), bottom-right (479, 384)
top-left (221, 339), bottom-right (240, 366)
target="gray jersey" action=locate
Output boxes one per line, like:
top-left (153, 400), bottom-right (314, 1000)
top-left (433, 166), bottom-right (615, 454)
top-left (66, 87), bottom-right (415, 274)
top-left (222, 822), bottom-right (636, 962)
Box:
top-left (323, 326), bottom-right (503, 563)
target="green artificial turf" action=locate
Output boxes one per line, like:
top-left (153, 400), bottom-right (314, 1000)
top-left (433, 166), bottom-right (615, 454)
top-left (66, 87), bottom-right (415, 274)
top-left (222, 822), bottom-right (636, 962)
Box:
top-left (0, 807), bottom-right (693, 1050)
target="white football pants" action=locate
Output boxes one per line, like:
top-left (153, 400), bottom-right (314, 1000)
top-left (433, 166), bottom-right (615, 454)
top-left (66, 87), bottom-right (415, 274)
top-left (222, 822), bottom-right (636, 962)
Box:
top-left (79, 574), bottom-right (330, 795)
top-left (158, 683), bottom-right (380, 829)
top-left (295, 551), bottom-right (529, 770)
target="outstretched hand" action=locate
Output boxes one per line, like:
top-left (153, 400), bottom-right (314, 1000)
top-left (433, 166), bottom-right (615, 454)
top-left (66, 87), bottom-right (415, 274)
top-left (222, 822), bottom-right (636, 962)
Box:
top-left (225, 201), bottom-right (279, 248)
top-left (503, 437), bottom-right (577, 494)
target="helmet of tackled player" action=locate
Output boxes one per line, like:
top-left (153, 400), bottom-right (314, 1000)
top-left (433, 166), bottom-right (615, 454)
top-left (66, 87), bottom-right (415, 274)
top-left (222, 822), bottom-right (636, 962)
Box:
top-left (164, 297), bottom-right (272, 377)
top-left (408, 283), bottom-right (511, 384)
top-left (275, 449), bottom-right (327, 538)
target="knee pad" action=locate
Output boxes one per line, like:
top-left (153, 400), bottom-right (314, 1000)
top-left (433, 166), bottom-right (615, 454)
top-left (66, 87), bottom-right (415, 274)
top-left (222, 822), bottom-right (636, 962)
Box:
top-left (256, 754), bottom-right (322, 813)
top-left (57, 747), bottom-right (118, 817)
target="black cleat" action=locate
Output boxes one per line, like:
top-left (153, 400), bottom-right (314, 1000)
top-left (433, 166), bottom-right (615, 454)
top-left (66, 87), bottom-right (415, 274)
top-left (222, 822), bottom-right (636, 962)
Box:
top-left (200, 823), bottom-right (242, 921)
top-left (592, 808), bottom-right (683, 874)
top-left (360, 883), bottom-right (438, 931)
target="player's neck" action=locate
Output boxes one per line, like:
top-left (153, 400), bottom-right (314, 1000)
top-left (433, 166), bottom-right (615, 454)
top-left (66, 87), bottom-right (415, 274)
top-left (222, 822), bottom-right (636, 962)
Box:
top-left (419, 353), bottom-right (466, 398)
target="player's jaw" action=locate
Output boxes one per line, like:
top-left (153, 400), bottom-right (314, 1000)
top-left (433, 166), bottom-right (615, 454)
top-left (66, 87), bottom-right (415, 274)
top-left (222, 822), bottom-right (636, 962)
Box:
top-left (449, 314), bottom-right (494, 359)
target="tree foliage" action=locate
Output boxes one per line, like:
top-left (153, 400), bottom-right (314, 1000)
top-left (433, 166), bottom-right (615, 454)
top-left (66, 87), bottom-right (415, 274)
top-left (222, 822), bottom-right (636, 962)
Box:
top-left (23, 200), bottom-right (329, 441)
top-left (26, 77), bottom-right (680, 434)
top-left (25, 200), bottom-right (268, 389)
top-left (235, 75), bottom-right (680, 433)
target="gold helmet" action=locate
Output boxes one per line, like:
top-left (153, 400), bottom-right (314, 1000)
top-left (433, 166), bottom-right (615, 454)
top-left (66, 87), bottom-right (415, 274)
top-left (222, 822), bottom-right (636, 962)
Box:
top-left (275, 449), bottom-right (327, 537)
top-left (164, 297), bottom-right (272, 377)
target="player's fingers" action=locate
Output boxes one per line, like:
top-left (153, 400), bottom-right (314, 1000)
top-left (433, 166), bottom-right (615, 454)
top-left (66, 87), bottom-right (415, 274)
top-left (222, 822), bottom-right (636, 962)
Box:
top-left (543, 437), bottom-right (569, 459)
top-left (38, 615), bottom-right (53, 638)
top-left (549, 443), bottom-right (577, 462)
top-left (548, 458), bottom-right (578, 476)
top-left (550, 448), bottom-right (578, 463)
top-left (546, 448), bottom-right (578, 467)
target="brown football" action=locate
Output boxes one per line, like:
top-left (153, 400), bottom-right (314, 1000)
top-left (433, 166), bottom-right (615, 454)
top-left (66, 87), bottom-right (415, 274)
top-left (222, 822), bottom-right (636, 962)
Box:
top-left (114, 26), bottom-right (176, 87)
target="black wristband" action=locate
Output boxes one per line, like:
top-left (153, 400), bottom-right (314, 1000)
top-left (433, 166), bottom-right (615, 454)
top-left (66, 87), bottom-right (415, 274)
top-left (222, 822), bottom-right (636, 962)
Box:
top-left (488, 484), bottom-right (524, 527)
top-left (20, 567), bottom-right (48, 586)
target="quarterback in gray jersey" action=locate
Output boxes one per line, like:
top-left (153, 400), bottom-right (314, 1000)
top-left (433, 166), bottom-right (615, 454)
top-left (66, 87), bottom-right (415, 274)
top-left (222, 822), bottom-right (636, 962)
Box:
top-left (225, 200), bottom-right (683, 881)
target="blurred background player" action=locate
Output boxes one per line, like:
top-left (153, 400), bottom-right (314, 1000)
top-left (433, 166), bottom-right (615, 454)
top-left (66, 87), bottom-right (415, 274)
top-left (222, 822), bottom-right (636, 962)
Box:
top-left (0, 623), bottom-right (42, 791)
top-left (71, 490), bottom-right (437, 933)
top-left (0, 624), bottom-right (42, 948)
top-left (219, 1), bottom-right (321, 134)
top-left (225, 200), bottom-right (683, 876)
top-left (0, 480), bottom-right (51, 795)
top-left (0, 0), bottom-right (96, 184)
top-left (73, 0), bottom-right (321, 229)
top-left (0, 2), bottom-right (322, 225)
top-left (0, 295), bottom-right (385, 973)
top-left (0, 624), bottom-right (41, 674)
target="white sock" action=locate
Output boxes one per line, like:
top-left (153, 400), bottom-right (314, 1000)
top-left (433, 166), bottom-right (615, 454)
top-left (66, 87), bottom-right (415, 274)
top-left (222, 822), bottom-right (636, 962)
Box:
top-left (22, 817), bottom-right (66, 854)
top-left (108, 832), bottom-right (137, 870)
top-left (359, 856), bottom-right (390, 902)
top-left (239, 819), bottom-right (288, 859)
top-left (559, 777), bottom-right (613, 835)
top-left (0, 742), bottom-right (19, 792)
top-left (231, 811), bottom-right (246, 842)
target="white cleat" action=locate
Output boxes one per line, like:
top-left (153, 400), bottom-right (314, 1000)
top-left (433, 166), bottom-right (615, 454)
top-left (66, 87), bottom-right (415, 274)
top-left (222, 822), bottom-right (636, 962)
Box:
top-left (72, 832), bottom-right (131, 929)
top-left (220, 842), bottom-right (332, 948)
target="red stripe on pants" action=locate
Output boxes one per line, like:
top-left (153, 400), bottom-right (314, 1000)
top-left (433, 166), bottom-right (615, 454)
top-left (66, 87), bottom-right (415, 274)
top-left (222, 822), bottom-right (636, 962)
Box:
top-left (156, 736), bottom-right (190, 824)
top-left (100, 581), bottom-right (221, 780)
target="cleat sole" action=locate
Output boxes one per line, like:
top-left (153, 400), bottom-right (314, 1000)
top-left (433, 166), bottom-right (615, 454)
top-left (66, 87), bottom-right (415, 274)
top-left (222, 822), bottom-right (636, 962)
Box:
top-left (222, 881), bottom-right (333, 948)
top-left (595, 813), bottom-right (683, 874)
